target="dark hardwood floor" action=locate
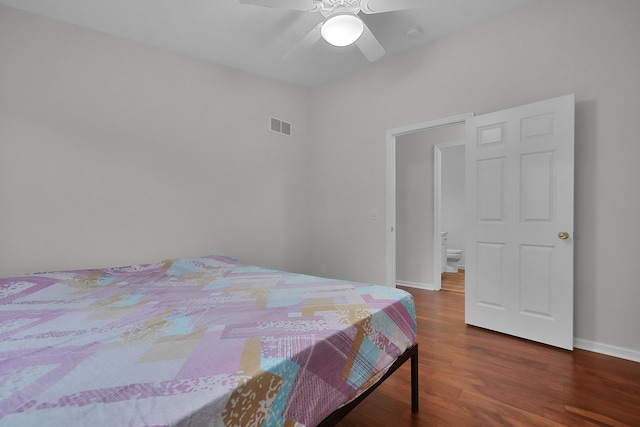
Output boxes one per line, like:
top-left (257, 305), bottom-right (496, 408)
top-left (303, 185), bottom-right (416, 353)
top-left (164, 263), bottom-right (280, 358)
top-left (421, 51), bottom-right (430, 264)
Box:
top-left (337, 286), bottom-right (640, 427)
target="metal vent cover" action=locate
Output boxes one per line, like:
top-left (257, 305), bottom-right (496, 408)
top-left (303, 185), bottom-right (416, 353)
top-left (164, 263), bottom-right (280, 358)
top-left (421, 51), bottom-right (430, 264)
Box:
top-left (270, 117), bottom-right (291, 137)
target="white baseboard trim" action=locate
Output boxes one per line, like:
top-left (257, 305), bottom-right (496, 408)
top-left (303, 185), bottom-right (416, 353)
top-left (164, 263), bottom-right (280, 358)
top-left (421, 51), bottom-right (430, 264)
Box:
top-left (396, 280), bottom-right (438, 291)
top-left (574, 338), bottom-right (640, 363)
top-left (393, 284), bottom-right (640, 363)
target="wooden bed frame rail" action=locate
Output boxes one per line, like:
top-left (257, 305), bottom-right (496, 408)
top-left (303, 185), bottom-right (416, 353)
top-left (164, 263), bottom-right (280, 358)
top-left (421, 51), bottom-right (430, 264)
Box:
top-left (317, 343), bottom-right (419, 426)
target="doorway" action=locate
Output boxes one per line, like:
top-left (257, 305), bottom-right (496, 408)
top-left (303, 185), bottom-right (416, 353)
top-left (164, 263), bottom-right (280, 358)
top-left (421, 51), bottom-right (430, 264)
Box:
top-left (388, 95), bottom-right (574, 350)
top-left (386, 113), bottom-right (472, 289)
top-left (436, 142), bottom-right (466, 294)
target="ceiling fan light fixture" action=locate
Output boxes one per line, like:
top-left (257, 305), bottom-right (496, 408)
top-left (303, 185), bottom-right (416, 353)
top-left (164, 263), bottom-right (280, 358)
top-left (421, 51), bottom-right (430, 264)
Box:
top-left (321, 13), bottom-right (364, 47)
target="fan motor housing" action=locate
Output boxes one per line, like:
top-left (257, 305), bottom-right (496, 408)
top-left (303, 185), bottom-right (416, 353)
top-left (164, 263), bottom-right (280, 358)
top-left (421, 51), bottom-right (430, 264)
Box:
top-left (320, 0), bottom-right (362, 17)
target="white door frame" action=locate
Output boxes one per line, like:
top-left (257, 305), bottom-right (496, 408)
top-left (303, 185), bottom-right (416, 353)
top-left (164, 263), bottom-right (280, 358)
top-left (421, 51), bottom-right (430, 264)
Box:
top-left (386, 113), bottom-right (473, 288)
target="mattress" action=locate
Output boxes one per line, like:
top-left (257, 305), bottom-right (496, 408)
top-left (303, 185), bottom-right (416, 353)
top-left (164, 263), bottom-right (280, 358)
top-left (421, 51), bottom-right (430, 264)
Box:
top-left (0, 255), bottom-right (417, 426)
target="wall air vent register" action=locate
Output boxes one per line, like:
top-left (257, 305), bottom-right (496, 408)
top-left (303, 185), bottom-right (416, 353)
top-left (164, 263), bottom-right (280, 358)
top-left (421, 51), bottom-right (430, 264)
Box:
top-left (270, 117), bottom-right (292, 137)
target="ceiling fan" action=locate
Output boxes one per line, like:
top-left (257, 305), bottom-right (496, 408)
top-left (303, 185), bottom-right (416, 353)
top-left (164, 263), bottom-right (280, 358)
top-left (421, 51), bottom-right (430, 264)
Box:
top-left (239, 0), bottom-right (426, 61)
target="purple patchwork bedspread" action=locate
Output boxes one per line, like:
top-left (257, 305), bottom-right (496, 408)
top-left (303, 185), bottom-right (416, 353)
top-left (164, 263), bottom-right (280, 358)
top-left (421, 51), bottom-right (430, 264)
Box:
top-left (0, 255), bottom-right (417, 426)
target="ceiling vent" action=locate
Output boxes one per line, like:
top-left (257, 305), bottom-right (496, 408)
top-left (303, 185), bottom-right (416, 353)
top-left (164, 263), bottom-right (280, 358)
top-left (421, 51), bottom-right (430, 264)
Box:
top-left (270, 117), bottom-right (292, 137)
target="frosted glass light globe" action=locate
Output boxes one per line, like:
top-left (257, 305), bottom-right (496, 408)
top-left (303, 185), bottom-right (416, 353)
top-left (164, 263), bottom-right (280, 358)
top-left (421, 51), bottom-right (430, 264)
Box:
top-left (321, 14), bottom-right (364, 47)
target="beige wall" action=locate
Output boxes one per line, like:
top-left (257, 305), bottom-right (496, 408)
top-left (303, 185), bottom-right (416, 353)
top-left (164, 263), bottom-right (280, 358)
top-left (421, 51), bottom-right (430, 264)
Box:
top-left (0, 5), bottom-right (311, 276)
top-left (309, 0), bottom-right (640, 353)
top-left (396, 132), bottom-right (433, 287)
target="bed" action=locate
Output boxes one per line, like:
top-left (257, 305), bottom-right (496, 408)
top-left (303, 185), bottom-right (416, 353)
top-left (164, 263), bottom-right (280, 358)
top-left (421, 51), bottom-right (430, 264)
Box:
top-left (0, 255), bottom-right (418, 426)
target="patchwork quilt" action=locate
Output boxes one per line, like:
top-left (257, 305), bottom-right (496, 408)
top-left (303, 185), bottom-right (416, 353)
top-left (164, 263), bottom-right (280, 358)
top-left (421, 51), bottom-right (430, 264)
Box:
top-left (0, 255), bottom-right (417, 426)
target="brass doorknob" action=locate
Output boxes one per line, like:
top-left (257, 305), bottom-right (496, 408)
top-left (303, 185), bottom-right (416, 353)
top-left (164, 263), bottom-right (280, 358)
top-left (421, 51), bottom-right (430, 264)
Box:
top-left (558, 231), bottom-right (570, 240)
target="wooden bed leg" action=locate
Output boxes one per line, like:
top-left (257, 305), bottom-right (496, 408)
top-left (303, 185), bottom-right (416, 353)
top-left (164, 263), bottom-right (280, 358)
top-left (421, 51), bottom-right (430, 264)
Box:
top-left (411, 343), bottom-right (419, 412)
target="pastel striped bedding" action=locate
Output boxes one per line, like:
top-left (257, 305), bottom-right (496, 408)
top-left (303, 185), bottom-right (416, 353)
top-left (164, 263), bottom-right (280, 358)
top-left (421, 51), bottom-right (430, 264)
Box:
top-left (0, 255), bottom-right (417, 426)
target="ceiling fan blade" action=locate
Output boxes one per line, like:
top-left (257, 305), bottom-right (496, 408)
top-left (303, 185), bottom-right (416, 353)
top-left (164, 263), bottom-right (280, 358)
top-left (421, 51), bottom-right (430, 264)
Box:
top-left (355, 23), bottom-right (385, 62)
top-left (360, 0), bottom-right (426, 14)
top-left (283, 22), bottom-right (322, 60)
top-left (239, 0), bottom-right (320, 12)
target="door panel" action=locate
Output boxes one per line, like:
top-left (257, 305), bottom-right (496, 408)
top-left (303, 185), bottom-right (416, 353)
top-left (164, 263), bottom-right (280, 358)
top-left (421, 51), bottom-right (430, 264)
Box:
top-left (465, 94), bottom-right (574, 350)
top-left (521, 151), bottom-right (553, 221)
top-left (476, 242), bottom-right (505, 308)
top-left (477, 157), bottom-right (506, 222)
top-left (520, 244), bottom-right (553, 316)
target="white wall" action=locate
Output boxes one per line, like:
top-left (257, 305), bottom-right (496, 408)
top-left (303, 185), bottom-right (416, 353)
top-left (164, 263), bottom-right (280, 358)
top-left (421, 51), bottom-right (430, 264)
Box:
top-left (0, 5), bottom-right (311, 276)
top-left (441, 143), bottom-right (465, 267)
top-left (309, 0), bottom-right (640, 354)
top-left (396, 133), bottom-right (432, 286)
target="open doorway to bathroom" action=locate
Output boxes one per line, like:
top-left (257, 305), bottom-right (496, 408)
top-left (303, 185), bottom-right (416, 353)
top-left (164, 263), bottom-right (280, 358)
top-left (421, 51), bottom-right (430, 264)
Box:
top-left (436, 142), bottom-right (466, 294)
top-left (391, 116), bottom-right (469, 291)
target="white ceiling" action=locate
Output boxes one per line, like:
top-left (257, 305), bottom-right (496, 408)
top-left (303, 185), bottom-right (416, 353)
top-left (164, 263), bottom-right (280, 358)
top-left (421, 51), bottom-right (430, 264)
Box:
top-left (0, 0), bottom-right (532, 87)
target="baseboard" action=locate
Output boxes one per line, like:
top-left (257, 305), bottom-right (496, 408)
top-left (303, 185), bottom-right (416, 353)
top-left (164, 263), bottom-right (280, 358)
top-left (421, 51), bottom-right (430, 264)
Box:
top-left (574, 338), bottom-right (640, 363)
top-left (394, 283), bottom-right (640, 364)
top-left (396, 280), bottom-right (438, 291)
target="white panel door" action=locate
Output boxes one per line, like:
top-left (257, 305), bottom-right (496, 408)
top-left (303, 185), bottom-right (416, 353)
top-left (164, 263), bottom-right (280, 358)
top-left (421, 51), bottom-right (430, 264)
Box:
top-left (465, 94), bottom-right (574, 350)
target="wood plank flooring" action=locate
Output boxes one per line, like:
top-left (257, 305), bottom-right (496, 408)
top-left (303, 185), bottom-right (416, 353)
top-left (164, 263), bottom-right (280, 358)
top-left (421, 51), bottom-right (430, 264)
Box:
top-left (441, 270), bottom-right (465, 294)
top-left (336, 286), bottom-right (640, 427)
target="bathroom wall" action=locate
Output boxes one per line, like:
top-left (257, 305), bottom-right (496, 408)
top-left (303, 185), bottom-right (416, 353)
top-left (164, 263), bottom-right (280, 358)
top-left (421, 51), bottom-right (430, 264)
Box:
top-left (441, 143), bottom-right (466, 268)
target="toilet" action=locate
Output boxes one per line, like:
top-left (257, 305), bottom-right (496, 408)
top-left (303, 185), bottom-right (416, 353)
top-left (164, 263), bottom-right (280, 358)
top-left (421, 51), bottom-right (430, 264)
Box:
top-left (446, 249), bottom-right (463, 273)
